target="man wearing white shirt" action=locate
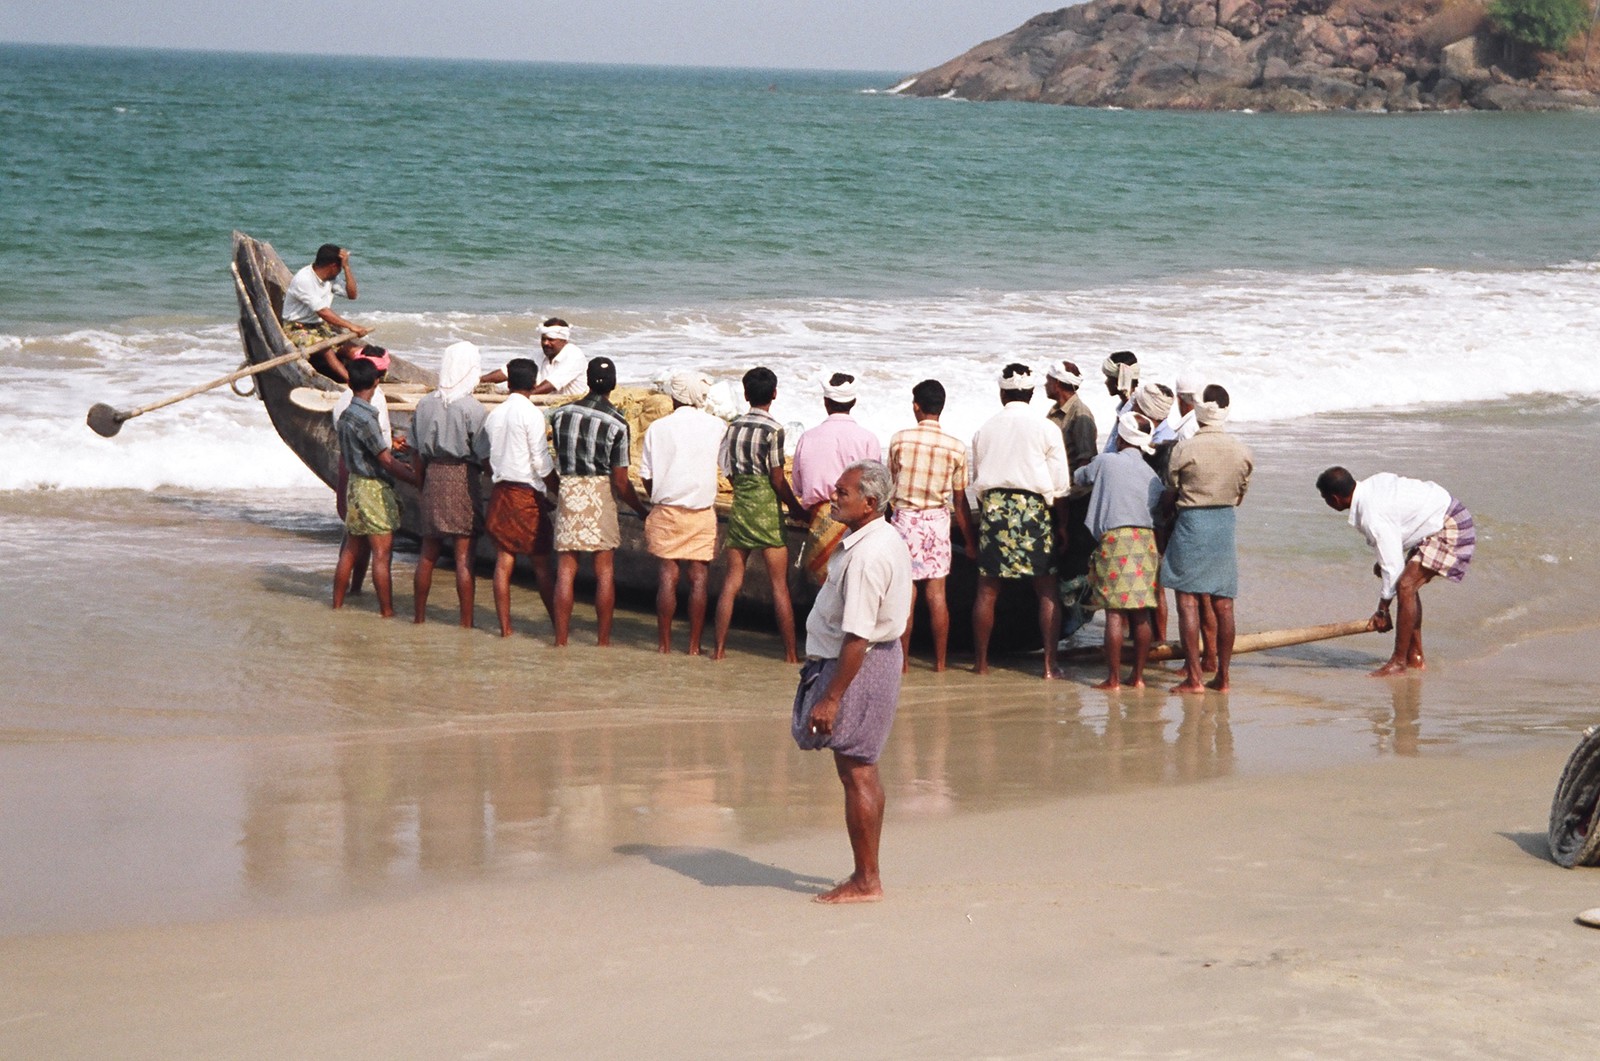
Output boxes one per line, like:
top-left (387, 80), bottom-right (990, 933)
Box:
top-left (968, 363), bottom-right (1072, 680)
top-left (481, 318), bottom-right (588, 397)
top-left (1317, 467), bottom-right (1477, 677)
top-left (481, 359), bottom-right (559, 637)
top-left (640, 372), bottom-right (728, 655)
top-left (281, 243), bottom-right (370, 383)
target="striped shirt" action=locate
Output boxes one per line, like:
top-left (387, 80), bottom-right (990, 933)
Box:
top-left (719, 408), bottom-right (785, 478)
top-left (888, 420), bottom-right (968, 511)
top-left (336, 395), bottom-right (391, 482)
top-left (548, 394), bottom-right (630, 477)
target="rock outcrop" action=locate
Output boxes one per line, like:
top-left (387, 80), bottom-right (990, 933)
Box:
top-left (897, 0), bottom-right (1600, 111)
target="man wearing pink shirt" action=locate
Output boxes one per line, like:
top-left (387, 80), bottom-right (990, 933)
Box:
top-left (791, 372), bottom-right (882, 583)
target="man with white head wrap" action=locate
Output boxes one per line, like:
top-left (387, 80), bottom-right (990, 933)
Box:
top-left (480, 317), bottom-right (589, 396)
top-left (1072, 411), bottom-right (1166, 690)
top-left (1171, 363), bottom-right (1207, 444)
top-left (968, 363), bottom-right (1072, 680)
top-left (1161, 384), bottom-right (1254, 694)
top-left (1100, 351), bottom-right (1141, 453)
top-left (1044, 359), bottom-right (1100, 588)
top-left (791, 372), bottom-right (883, 585)
top-left (410, 340), bottom-right (491, 628)
top-left (639, 370), bottom-right (728, 655)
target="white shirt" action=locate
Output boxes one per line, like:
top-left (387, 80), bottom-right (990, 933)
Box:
top-left (804, 516), bottom-right (913, 659)
top-left (332, 384), bottom-right (392, 438)
top-left (1349, 472), bottom-right (1452, 601)
top-left (282, 265), bottom-right (347, 325)
top-left (639, 406), bottom-right (726, 509)
top-left (481, 392), bottom-right (555, 492)
top-left (494, 342), bottom-right (588, 397)
top-left (1167, 409), bottom-right (1199, 443)
top-left (970, 401), bottom-right (1072, 503)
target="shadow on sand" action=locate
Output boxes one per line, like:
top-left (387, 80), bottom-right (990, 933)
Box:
top-left (615, 844), bottom-right (833, 895)
top-left (1497, 831), bottom-right (1554, 863)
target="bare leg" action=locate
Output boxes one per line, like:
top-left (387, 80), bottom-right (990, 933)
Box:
top-left (900, 582), bottom-right (921, 674)
top-left (1094, 609), bottom-right (1127, 690)
top-left (763, 546), bottom-right (800, 664)
top-left (1171, 592), bottom-right (1206, 694)
top-left (369, 533), bottom-right (396, 618)
top-left (815, 753), bottom-right (885, 904)
top-left (1408, 594), bottom-right (1425, 669)
top-left (553, 552), bottom-right (579, 647)
top-left (656, 557), bottom-right (680, 654)
top-left (1032, 573), bottom-right (1062, 680)
top-left (925, 577), bottom-right (951, 672)
top-left (712, 548), bottom-right (747, 661)
top-left (594, 549), bottom-right (616, 646)
top-left (452, 535), bottom-right (476, 628)
top-left (1153, 577), bottom-right (1168, 642)
top-left (1199, 593), bottom-right (1219, 672)
top-left (685, 559), bottom-right (710, 655)
top-left (1373, 561), bottom-right (1431, 676)
top-left (333, 535), bottom-right (363, 610)
top-left (971, 576), bottom-right (1001, 675)
top-left (1126, 608), bottom-right (1153, 688)
top-left (1206, 596), bottom-right (1236, 691)
top-left (413, 536), bottom-right (442, 624)
top-left (492, 550), bottom-right (517, 637)
top-left (531, 554), bottom-right (555, 625)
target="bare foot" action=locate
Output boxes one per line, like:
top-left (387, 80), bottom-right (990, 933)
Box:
top-left (932, 661), bottom-right (946, 673)
top-left (499, 627), bottom-right (513, 638)
top-left (658, 645), bottom-right (672, 655)
top-left (1369, 659), bottom-right (1408, 677)
top-left (712, 646), bottom-right (726, 660)
top-left (972, 663), bottom-right (991, 676)
top-left (1204, 677), bottom-right (1229, 692)
top-left (783, 652), bottom-right (800, 664)
top-left (1091, 678), bottom-right (1121, 691)
top-left (901, 661), bottom-right (910, 674)
top-left (687, 646), bottom-right (702, 656)
top-left (1126, 677), bottom-right (1146, 689)
top-left (1170, 680), bottom-right (1206, 695)
top-left (814, 877), bottom-right (883, 904)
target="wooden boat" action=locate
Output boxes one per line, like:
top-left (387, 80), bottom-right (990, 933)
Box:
top-left (229, 232), bottom-right (1044, 645)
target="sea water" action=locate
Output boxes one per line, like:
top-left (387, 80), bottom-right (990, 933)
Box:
top-left (2, 45), bottom-right (1599, 932)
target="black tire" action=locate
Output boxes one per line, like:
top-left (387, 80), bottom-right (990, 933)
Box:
top-left (1549, 724), bottom-right (1600, 868)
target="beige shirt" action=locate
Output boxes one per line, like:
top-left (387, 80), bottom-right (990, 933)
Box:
top-left (803, 516), bottom-right (913, 659)
top-left (1165, 425), bottom-right (1254, 508)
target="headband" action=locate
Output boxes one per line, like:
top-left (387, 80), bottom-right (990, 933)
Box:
top-left (1046, 361), bottom-right (1082, 387)
top-left (1116, 410), bottom-right (1156, 455)
top-left (667, 371), bottom-right (711, 408)
top-left (1101, 356), bottom-right (1140, 396)
top-left (1133, 383), bottom-right (1174, 422)
top-left (998, 366), bottom-right (1035, 390)
top-left (822, 375), bottom-right (857, 402)
top-left (1195, 400), bottom-right (1231, 426)
top-left (539, 324), bottom-right (571, 342)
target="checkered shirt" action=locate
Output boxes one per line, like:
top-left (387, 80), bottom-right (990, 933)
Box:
top-left (719, 408), bottom-right (785, 478)
top-left (549, 395), bottom-right (630, 477)
top-left (888, 421), bottom-right (968, 510)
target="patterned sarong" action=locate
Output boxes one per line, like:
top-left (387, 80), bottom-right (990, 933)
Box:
top-left (790, 641), bottom-right (905, 764)
top-left (889, 505), bottom-right (952, 581)
top-left (554, 474), bottom-right (621, 552)
top-left (645, 504), bottom-right (717, 562)
top-left (798, 507), bottom-right (848, 586)
top-left (419, 459), bottom-right (482, 539)
top-left (345, 475), bottom-right (400, 536)
top-left (1159, 505), bottom-right (1238, 599)
top-left (283, 319), bottom-right (339, 350)
top-left (1089, 526), bottom-right (1161, 611)
top-left (977, 488), bottom-right (1055, 580)
top-left (486, 482), bottom-right (552, 556)
top-left (1412, 499), bottom-right (1475, 582)
top-left (726, 473), bottom-right (786, 550)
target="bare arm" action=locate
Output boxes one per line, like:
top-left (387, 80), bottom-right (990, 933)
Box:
top-left (806, 634), bottom-right (869, 736)
top-left (954, 489), bottom-right (978, 560)
top-left (376, 448), bottom-right (420, 488)
top-left (770, 465), bottom-right (808, 522)
top-left (339, 248), bottom-right (357, 301)
top-left (611, 465), bottom-right (648, 518)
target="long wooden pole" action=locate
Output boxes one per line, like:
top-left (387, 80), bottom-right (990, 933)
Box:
top-left (1060, 618), bottom-right (1375, 665)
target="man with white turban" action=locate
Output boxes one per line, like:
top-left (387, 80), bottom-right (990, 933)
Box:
top-left (639, 371), bottom-right (727, 655)
top-left (410, 340), bottom-right (491, 627)
top-left (480, 317), bottom-right (588, 397)
top-left (1044, 358), bottom-right (1100, 607)
top-left (1099, 350), bottom-right (1140, 453)
top-left (1169, 364), bottom-right (1207, 444)
top-left (968, 363), bottom-right (1072, 680)
top-left (791, 372), bottom-right (883, 584)
top-left (1162, 385), bottom-right (1254, 694)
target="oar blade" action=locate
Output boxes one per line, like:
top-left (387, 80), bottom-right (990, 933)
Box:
top-left (86, 403), bottom-right (126, 438)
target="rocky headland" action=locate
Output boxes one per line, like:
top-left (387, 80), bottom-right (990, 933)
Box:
top-left (896, 0), bottom-right (1600, 111)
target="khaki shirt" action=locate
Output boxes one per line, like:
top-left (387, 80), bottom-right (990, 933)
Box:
top-left (1165, 425), bottom-right (1253, 508)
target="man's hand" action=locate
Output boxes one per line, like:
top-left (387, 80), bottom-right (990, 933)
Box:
top-left (339, 248), bottom-right (351, 267)
top-left (808, 693), bottom-right (842, 736)
top-left (1369, 609), bottom-right (1393, 633)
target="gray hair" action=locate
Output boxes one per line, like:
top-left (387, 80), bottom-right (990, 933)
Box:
top-left (845, 459), bottom-right (893, 512)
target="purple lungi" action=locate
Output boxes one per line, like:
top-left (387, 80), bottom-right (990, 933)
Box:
top-left (790, 641), bottom-right (904, 764)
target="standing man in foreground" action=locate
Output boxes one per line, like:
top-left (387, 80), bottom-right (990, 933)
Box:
top-left (481, 357), bottom-right (559, 637)
top-left (968, 364), bottom-right (1072, 679)
top-left (1316, 466), bottom-right (1476, 677)
top-left (548, 357), bottom-right (649, 647)
top-left (713, 367), bottom-right (809, 662)
top-left (791, 461), bottom-right (912, 905)
top-left (281, 243), bottom-right (369, 383)
top-left (887, 379), bottom-right (975, 672)
top-left (1161, 385), bottom-right (1253, 694)
top-left (639, 371), bottom-right (727, 655)
top-left (332, 358), bottom-right (421, 616)
top-left (790, 373), bottom-right (882, 584)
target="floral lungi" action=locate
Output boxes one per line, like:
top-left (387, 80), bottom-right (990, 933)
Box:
top-left (283, 319), bottom-right (339, 350)
top-left (419, 459), bottom-right (482, 539)
top-left (345, 475), bottom-right (400, 536)
top-left (977, 488), bottom-right (1055, 580)
top-left (1089, 526), bottom-right (1161, 611)
top-left (1411, 499), bottom-right (1475, 583)
top-left (726, 474), bottom-right (787, 550)
top-left (645, 504), bottom-right (717, 562)
top-left (890, 505), bottom-right (952, 581)
top-left (486, 481), bottom-right (552, 556)
top-left (554, 475), bottom-right (621, 552)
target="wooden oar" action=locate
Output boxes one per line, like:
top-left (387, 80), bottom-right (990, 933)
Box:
top-left (1060, 618), bottom-right (1376, 665)
top-left (86, 330), bottom-right (359, 438)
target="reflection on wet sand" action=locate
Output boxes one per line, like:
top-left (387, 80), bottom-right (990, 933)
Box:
top-left (1373, 680), bottom-right (1424, 757)
top-left (234, 683), bottom-right (1240, 903)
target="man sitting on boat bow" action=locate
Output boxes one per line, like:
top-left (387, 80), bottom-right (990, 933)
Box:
top-left (281, 242), bottom-right (370, 383)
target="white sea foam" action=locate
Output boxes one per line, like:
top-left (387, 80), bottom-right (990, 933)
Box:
top-left (3, 264), bottom-right (1597, 493)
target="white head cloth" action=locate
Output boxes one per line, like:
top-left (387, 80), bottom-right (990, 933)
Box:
top-left (1195, 399), bottom-right (1231, 426)
top-left (1133, 383), bottom-right (1175, 422)
top-left (821, 374), bottom-right (858, 403)
top-left (1046, 360), bottom-right (1082, 387)
top-left (538, 323), bottom-right (571, 343)
top-left (1116, 410), bottom-right (1156, 455)
top-left (667, 371), bottom-right (711, 408)
top-left (1102, 355), bottom-right (1140, 396)
top-left (1175, 363), bottom-right (1207, 400)
top-left (436, 341), bottom-right (481, 404)
top-left (998, 365), bottom-right (1035, 391)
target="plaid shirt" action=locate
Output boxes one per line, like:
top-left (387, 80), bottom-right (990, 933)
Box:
top-left (718, 408), bottom-right (785, 478)
top-left (548, 394), bottom-right (630, 477)
top-left (888, 420), bottom-right (968, 510)
top-left (337, 395), bottom-right (391, 482)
